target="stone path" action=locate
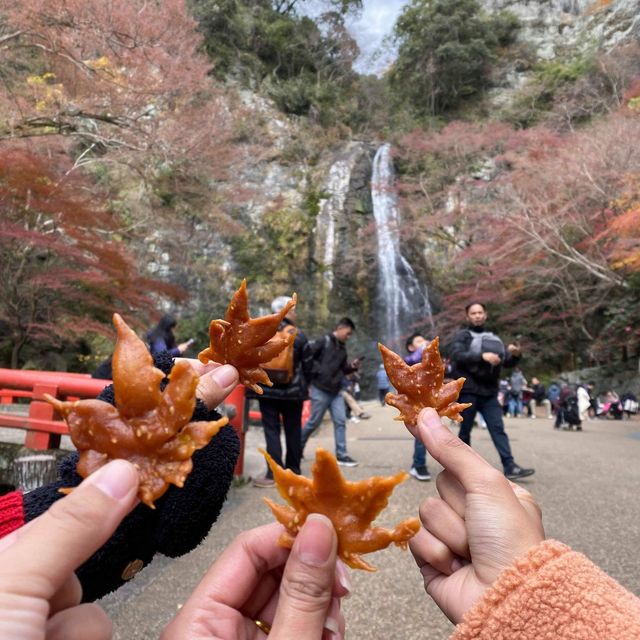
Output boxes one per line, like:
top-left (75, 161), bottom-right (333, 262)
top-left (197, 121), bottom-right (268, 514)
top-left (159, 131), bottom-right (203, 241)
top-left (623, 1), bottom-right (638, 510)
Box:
top-left (96, 404), bottom-right (640, 639)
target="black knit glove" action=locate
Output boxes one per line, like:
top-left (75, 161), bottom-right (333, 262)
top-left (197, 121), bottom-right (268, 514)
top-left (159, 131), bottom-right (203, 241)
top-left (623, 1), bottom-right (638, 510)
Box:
top-left (23, 352), bottom-right (240, 602)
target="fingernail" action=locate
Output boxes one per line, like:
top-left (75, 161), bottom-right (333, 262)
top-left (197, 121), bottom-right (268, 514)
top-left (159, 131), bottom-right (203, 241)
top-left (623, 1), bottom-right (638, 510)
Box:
top-left (211, 364), bottom-right (237, 388)
top-left (324, 616), bottom-right (340, 634)
top-left (336, 559), bottom-right (352, 597)
top-left (85, 459), bottom-right (138, 500)
top-left (451, 558), bottom-right (463, 573)
top-left (296, 514), bottom-right (335, 567)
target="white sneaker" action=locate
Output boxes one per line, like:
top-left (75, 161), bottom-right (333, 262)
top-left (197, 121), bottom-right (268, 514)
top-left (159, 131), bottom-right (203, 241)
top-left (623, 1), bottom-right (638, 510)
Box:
top-left (409, 466), bottom-right (432, 481)
top-left (349, 416), bottom-right (360, 423)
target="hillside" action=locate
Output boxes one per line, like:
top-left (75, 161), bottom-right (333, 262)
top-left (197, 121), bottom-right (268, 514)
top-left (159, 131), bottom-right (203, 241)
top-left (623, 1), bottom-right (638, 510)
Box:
top-left (0, 0), bottom-right (638, 380)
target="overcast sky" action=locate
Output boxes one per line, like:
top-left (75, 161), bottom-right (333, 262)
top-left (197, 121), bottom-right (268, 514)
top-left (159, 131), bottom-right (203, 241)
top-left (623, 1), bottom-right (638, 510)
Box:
top-left (346, 0), bottom-right (407, 73)
top-left (304, 0), bottom-right (408, 74)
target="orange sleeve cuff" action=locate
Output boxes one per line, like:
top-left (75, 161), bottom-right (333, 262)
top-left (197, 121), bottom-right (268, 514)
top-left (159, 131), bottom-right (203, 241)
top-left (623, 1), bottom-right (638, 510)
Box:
top-left (451, 539), bottom-right (640, 640)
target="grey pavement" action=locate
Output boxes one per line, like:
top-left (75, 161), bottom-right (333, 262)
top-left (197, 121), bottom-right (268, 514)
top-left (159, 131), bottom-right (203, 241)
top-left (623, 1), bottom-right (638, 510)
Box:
top-left (93, 403), bottom-right (640, 639)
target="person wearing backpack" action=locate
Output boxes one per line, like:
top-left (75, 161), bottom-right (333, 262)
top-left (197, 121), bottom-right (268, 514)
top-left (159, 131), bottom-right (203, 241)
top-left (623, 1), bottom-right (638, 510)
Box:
top-left (449, 302), bottom-right (535, 481)
top-left (300, 317), bottom-right (361, 467)
top-left (250, 296), bottom-right (313, 488)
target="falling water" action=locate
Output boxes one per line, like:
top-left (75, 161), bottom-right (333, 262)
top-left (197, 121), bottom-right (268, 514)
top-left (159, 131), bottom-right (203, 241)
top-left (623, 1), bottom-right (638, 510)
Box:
top-left (372, 144), bottom-right (433, 347)
top-left (315, 157), bottom-right (356, 290)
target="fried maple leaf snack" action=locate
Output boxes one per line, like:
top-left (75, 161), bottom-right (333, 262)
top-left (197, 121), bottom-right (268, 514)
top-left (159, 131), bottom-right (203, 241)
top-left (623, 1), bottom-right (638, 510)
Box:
top-left (198, 279), bottom-right (297, 394)
top-left (45, 313), bottom-right (228, 508)
top-left (379, 336), bottom-right (471, 428)
top-left (262, 448), bottom-right (420, 571)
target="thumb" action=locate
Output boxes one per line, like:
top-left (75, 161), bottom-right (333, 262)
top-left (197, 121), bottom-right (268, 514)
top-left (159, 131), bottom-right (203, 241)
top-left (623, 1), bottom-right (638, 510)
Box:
top-left (0, 459), bottom-right (139, 598)
top-left (270, 514), bottom-right (337, 640)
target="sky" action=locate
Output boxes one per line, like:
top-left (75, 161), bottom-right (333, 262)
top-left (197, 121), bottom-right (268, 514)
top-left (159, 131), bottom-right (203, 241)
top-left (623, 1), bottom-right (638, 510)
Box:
top-left (346, 0), bottom-right (407, 73)
top-left (303, 0), bottom-right (408, 74)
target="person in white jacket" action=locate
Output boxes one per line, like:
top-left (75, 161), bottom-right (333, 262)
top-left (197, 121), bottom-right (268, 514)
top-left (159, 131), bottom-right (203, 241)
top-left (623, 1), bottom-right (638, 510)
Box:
top-left (577, 384), bottom-right (591, 424)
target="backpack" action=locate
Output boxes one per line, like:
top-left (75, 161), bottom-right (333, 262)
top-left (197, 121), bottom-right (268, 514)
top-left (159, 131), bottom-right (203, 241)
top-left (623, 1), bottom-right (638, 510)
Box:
top-left (262, 324), bottom-right (297, 385)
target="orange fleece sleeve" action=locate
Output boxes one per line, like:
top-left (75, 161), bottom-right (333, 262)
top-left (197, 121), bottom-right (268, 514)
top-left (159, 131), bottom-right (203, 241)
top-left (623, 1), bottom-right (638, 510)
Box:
top-left (451, 540), bottom-right (640, 640)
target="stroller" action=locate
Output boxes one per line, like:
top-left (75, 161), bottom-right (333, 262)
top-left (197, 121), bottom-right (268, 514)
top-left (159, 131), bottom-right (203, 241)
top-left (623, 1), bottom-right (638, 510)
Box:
top-left (561, 394), bottom-right (582, 430)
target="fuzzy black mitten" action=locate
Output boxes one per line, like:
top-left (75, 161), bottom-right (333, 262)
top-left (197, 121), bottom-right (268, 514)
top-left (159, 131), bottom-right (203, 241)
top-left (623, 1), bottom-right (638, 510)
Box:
top-left (23, 352), bottom-right (240, 602)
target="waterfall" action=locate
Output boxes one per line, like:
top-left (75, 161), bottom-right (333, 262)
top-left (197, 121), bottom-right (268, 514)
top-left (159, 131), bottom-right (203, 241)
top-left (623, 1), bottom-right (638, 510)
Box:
top-left (315, 157), bottom-right (356, 290)
top-left (372, 144), bottom-right (433, 347)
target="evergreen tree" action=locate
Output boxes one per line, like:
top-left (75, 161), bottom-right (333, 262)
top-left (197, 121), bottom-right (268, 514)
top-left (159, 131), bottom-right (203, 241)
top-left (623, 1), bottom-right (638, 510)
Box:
top-left (390, 0), bottom-right (519, 116)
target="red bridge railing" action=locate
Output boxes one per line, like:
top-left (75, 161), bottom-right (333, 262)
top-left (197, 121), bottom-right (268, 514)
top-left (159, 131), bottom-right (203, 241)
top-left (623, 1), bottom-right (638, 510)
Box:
top-left (0, 369), bottom-right (250, 476)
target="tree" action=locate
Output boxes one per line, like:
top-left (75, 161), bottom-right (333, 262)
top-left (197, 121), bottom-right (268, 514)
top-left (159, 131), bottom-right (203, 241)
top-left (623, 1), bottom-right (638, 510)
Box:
top-left (390, 0), bottom-right (519, 116)
top-left (0, 149), bottom-right (185, 368)
top-left (395, 102), bottom-right (640, 370)
top-left (0, 0), bottom-right (239, 210)
top-left (189, 0), bottom-right (359, 123)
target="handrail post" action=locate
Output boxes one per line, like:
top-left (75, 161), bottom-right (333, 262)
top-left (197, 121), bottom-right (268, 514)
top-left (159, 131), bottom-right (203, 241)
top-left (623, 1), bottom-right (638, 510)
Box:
top-left (26, 384), bottom-right (60, 450)
top-left (224, 385), bottom-right (246, 477)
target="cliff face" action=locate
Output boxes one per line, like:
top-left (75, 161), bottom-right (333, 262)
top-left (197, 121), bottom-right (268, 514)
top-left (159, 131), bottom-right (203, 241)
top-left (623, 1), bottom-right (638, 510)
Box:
top-left (486, 0), bottom-right (640, 60)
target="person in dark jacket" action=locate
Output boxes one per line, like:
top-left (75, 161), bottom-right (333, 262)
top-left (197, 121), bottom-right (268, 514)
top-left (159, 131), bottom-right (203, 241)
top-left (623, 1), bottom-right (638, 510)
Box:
top-left (449, 302), bottom-right (535, 480)
top-left (250, 296), bottom-right (313, 488)
top-left (300, 317), bottom-right (361, 467)
top-left (404, 332), bottom-right (432, 481)
top-left (146, 314), bottom-right (192, 357)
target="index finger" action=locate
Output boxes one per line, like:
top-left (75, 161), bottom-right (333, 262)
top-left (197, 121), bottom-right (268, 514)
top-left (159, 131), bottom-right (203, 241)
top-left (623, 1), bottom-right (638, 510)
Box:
top-left (0, 460), bottom-right (139, 599)
top-left (416, 408), bottom-right (502, 492)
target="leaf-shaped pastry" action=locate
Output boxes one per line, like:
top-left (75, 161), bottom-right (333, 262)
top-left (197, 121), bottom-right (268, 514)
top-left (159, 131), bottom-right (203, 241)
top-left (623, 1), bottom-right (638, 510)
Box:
top-left (263, 448), bottom-right (420, 571)
top-left (198, 279), bottom-right (297, 393)
top-left (45, 313), bottom-right (228, 508)
top-left (379, 337), bottom-right (471, 427)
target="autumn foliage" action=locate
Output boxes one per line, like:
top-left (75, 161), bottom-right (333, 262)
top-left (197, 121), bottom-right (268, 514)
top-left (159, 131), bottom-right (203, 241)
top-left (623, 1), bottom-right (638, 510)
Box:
top-left (396, 93), bottom-right (640, 369)
top-left (0, 0), bottom-right (247, 368)
top-left (0, 149), bottom-right (185, 367)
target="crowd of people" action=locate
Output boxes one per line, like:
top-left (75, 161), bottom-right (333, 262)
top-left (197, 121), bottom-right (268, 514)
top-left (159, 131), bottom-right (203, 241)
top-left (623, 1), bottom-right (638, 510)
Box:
top-left (495, 371), bottom-right (638, 430)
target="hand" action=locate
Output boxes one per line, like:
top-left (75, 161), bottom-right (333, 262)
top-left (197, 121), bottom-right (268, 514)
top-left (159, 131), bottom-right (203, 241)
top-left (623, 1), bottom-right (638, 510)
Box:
top-left (162, 516), bottom-right (350, 640)
top-left (177, 340), bottom-right (192, 354)
top-left (0, 460), bottom-right (139, 640)
top-left (175, 359), bottom-right (239, 410)
top-left (507, 343), bottom-right (521, 356)
top-left (407, 409), bottom-right (544, 624)
top-left (481, 352), bottom-right (501, 366)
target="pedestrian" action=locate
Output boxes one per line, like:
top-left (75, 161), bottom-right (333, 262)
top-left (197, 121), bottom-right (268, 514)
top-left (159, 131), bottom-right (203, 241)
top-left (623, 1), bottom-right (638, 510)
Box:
top-left (548, 380), bottom-right (561, 416)
top-left (556, 384), bottom-right (582, 430)
top-left (376, 363), bottom-right (391, 406)
top-left (577, 383), bottom-right (591, 424)
top-left (300, 317), bottom-right (361, 467)
top-left (507, 367), bottom-right (526, 417)
top-left (404, 332), bottom-right (432, 481)
top-left (529, 376), bottom-right (553, 419)
top-left (250, 296), bottom-right (313, 488)
top-left (341, 374), bottom-right (371, 423)
top-left (146, 314), bottom-right (193, 357)
top-left (449, 302), bottom-right (535, 480)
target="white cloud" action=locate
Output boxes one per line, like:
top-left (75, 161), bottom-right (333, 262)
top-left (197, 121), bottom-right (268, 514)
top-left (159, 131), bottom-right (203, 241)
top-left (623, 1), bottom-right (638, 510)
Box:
top-left (301, 0), bottom-right (408, 74)
top-left (347, 0), bottom-right (407, 73)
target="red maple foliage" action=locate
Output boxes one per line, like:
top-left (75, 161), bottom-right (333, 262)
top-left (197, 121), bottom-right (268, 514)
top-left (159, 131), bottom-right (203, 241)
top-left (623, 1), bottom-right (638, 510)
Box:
top-left (396, 97), bottom-right (640, 369)
top-left (0, 149), bottom-right (185, 368)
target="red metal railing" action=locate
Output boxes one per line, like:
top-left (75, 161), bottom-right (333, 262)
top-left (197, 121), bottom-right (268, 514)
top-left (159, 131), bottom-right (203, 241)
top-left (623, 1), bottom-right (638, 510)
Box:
top-left (0, 368), bottom-right (312, 477)
top-left (0, 368), bottom-right (251, 475)
top-left (0, 369), bottom-right (109, 450)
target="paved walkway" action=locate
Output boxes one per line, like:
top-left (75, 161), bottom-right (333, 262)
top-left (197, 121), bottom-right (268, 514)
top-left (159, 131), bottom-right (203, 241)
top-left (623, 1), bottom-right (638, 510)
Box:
top-left (95, 403), bottom-right (640, 639)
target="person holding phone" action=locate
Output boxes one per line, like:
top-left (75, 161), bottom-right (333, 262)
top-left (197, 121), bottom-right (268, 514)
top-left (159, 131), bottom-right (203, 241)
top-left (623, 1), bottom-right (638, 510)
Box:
top-left (449, 302), bottom-right (534, 480)
top-left (301, 317), bottom-right (361, 467)
top-left (146, 315), bottom-right (193, 357)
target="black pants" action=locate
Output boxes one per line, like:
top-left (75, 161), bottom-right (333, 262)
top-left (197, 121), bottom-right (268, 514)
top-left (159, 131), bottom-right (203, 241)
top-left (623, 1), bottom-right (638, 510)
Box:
top-left (258, 398), bottom-right (303, 478)
top-left (458, 392), bottom-right (515, 472)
